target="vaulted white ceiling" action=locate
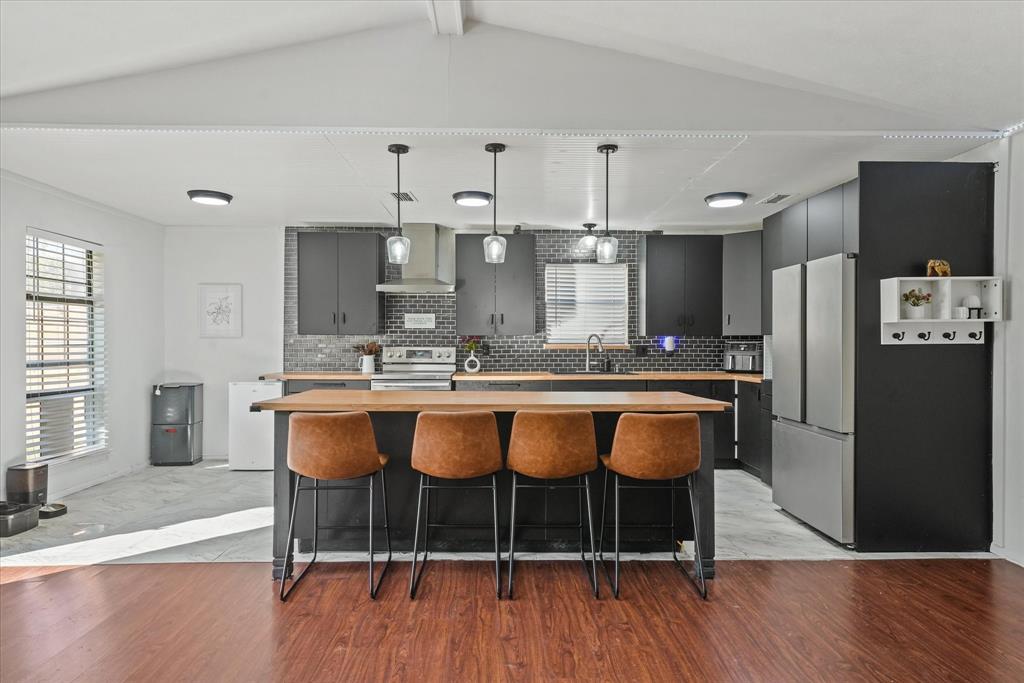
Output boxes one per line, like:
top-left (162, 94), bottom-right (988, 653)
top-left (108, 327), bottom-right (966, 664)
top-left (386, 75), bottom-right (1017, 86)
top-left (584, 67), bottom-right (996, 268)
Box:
top-left (0, 1), bottom-right (1020, 230)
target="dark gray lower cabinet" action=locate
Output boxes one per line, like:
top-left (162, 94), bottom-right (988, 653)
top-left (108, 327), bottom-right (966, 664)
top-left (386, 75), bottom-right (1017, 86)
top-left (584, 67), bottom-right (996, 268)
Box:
top-left (455, 380), bottom-right (551, 391)
top-left (648, 380), bottom-right (734, 466)
top-left (549, 380), bottom-right (646, 392)
top-left (284, 379), bottom-right (370, 395)
top-left (736, 382), bottom-right (762, 477)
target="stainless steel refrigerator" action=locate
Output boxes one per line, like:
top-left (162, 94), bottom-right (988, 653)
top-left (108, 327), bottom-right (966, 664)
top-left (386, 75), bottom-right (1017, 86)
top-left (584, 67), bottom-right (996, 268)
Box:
top-left (771, 254), bottom-right (855, 544)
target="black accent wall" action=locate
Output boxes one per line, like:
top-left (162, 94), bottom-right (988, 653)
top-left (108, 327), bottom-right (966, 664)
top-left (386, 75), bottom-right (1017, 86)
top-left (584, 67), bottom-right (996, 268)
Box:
top-left (854, 162), bottom-right (993, 551)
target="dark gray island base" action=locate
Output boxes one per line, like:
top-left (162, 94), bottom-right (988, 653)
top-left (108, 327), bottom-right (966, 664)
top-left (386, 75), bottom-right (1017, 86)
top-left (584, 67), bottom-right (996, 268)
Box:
top-left (254, 390), bottom-right (727, 581)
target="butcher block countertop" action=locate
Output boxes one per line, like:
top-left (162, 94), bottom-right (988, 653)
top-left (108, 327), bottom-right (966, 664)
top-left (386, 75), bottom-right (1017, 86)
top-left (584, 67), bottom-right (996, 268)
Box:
top-left (252, 389), bottom-right (731, 413)
top-left (261, 371), bottom-right (762, 383)
top-left (260, 371), bottom-right (372, 381)
top-left (452, 371), bottom-right (763, 384)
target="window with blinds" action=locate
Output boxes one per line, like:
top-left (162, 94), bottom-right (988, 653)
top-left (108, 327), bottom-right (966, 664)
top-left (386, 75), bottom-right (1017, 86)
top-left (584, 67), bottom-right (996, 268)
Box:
top-left (544, 263), bottom-right (628, 344)
top-left (25, 232), bottom-right (107, 461)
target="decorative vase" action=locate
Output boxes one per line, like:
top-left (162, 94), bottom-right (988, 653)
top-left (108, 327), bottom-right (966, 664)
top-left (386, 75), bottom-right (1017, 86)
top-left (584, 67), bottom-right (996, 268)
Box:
top-left (360, 355), bottom-right (375, 374)
top-left (464, 350), bottom-right (481, 374)
top-left (906, 305), bottom-right (928, 320)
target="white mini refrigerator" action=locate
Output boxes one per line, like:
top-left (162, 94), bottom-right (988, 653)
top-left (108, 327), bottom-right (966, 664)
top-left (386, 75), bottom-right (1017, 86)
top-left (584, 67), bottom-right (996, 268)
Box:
top-left (228, 381), bottom-right (282, 470)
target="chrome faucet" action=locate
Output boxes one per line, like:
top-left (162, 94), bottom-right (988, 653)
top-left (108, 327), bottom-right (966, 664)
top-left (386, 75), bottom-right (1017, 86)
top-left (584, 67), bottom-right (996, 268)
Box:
top-left (585, 333), bottom-right (606, 373)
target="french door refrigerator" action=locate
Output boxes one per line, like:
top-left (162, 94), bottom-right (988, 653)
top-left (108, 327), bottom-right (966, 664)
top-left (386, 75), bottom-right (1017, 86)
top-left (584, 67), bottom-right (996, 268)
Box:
top-left (771, 254), bottom-right (856, 544)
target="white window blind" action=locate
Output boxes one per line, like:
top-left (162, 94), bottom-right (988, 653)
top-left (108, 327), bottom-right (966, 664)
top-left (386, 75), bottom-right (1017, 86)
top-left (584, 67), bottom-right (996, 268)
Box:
top-left (25, 232), bottom-right (107, 461)
top-left (545, 263), bottom-right (628, 344)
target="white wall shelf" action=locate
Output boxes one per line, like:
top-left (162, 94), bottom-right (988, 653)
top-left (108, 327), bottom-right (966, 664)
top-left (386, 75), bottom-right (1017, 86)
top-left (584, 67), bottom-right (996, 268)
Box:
top-left (880, 276), bottom-right (1004, 345)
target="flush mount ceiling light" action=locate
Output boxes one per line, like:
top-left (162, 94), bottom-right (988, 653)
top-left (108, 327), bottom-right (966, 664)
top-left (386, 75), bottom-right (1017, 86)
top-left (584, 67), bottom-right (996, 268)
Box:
top-left (704, 192), bottom-right (749, 208)
top-left (575, 222), bottom-right (598, 254)
top-left (453, 190), bottom-right (493, 207)
top-left (596, 144), bottom-right (619, 264)
top-left (482, 143), bottom-right (507, 264)
top-left (187, 189), bottom-right (232, 206)
top-left (386, 144), bottom-right (411, 264)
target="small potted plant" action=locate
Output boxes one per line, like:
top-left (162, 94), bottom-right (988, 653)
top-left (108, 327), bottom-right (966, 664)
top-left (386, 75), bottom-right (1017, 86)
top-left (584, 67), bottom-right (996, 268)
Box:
top-left (462, 336), bottom-right (482, 374)
top-left (352, 341), bottom-right (382, 374)
top-left (902, 288), bottom-right (932, 319)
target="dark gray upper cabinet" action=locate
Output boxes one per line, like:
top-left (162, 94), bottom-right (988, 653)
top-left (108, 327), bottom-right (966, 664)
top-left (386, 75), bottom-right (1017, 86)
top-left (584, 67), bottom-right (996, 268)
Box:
top-left (684, 236), bottom-right (723, 337)
top-left (779, 201), bottom-right (808, 267)
top-left (456, 234), bottom-right (536, 336)
top-left (641, 235), bottom-right (686, 334)
top-left (761, 212), bottom-right (781, 335)
top-left (297, 232), bottom-right (384, 335)
top-left (807, 185), bottom-right (844, 261)
top-left (494, 234), bottom-right (537, 335)
top-left (640, 235), bottom-right (722, 337)
top-left (842, 179), bottom-right (859, 254)
top-left (297, 232), bottom-right (340, 335)
top-left (722, 230), bottom-right (762, 335)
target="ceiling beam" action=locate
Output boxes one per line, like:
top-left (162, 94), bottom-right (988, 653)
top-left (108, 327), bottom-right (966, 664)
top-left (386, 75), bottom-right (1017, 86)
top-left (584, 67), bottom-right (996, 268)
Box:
top-left (425, 0), bottom-right (464, 36)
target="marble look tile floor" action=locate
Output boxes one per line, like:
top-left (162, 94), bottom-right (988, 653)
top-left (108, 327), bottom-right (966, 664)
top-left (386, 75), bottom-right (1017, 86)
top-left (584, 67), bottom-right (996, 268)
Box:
top-left (0, 463), bottom-right (992, 565)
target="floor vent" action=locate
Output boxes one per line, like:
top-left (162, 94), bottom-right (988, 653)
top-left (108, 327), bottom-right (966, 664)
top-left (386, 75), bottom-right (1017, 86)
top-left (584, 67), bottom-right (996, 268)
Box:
top-left (390, 192), bottom-right (417, 202)
top-left (757, 193), bottom-right (791, 205)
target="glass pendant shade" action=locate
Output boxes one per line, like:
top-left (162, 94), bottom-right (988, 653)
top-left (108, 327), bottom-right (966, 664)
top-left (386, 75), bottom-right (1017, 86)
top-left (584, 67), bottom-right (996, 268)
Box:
top-left (386, 234), bottom-right (411, 264)
top-left (577, 234), bottom-right (597, 251)
top-left (595, 235), bottom-right (618, 264)
top-left (483, 233), bottom-right (507, 263)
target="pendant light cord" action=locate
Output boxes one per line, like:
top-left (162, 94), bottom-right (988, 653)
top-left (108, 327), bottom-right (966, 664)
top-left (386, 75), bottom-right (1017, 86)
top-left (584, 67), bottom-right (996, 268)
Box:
top-left (492, 148), bottom-right (498, 236)
top-left (604, 147), bottom-right (610, 236)
top-left (396, 151), bottom-right (401, 234)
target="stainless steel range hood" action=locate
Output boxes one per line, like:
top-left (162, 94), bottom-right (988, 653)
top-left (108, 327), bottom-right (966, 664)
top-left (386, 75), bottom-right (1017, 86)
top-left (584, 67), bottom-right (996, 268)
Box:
top-left (376, 223), bottom-right (455, 294)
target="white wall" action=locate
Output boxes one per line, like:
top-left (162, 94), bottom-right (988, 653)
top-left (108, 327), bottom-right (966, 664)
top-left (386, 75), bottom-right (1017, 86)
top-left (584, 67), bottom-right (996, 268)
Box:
top-left (951, 135), bottom-right (1024, 566)
top-left (162, 226), bottom-right (283, 457)
top-left (0, 171), bottom-right (165, 499)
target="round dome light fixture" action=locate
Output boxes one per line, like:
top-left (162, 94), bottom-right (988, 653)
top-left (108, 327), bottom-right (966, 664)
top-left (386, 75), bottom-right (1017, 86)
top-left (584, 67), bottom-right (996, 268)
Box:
top-left (187, 189), bottom-right (232, 206)
top-left (453, 190), bottom-right (493, 207)
top-left (704, 192), bottom-right (749, 208)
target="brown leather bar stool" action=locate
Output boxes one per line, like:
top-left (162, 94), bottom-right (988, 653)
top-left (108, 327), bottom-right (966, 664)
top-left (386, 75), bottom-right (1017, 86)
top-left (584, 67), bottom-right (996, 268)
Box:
top-left (409, 411), bottom-right (503, 599)
top-left (506, 410), bottom-right (599, 599)
top-left (598, 413), bottom-right (707, 600)
top-left (279, 411), bottom-right (391, 601)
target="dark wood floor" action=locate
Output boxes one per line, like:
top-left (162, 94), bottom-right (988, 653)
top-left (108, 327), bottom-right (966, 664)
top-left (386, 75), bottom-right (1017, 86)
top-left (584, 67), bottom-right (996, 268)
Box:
top-left (2, 560), bottom-right (1022, 682)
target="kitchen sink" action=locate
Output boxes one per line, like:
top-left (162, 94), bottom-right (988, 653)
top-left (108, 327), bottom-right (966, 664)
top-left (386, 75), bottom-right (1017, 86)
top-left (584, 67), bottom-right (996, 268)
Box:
top-left (549, 369), bottom-right (635, 375)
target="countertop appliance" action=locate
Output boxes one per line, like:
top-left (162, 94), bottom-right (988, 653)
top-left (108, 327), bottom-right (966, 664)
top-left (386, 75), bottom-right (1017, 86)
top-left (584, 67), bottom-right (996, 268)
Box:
top-left (771, 254), bottom-right (856, 544)
top-left (371, 346), bottom-right (456, 391)
top-left (724, 341), bottom-right (763, 372)
top-left (151, 382), bottom-right (203, 465)
top-left (229, 381), bottom-right (282, 470)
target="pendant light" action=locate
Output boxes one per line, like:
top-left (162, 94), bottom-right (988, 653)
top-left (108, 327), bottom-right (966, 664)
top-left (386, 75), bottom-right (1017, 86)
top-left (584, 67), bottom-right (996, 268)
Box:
top-left (595, 143), bottom-right (619, 264)
top-left (482, 143), bottom-right (507, 264)
top-left (386, 144), bottom-right (411, 264)
top-left (575, 222), bottom-right (598, 254)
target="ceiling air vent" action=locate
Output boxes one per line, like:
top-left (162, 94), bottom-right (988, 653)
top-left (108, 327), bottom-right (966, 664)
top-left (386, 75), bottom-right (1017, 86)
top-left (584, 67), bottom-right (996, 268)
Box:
top-left (757, 193), bottom-right (791, 205)
top-left (390, 191), bottom-right (417, 202)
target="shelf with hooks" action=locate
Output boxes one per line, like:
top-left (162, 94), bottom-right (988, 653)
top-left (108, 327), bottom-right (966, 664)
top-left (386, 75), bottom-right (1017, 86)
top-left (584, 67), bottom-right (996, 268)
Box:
top-left (880, 276), bottom-right (1004, 345)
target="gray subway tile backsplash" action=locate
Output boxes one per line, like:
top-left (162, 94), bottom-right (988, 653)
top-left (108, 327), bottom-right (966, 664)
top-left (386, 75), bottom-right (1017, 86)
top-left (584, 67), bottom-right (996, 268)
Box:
top-left (284, 226), bottom-right (759, 372)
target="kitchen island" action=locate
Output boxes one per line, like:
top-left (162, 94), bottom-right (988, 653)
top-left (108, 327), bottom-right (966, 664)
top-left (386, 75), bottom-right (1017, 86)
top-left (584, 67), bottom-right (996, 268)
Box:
top-left (253, 390), bottom-right (730, 580)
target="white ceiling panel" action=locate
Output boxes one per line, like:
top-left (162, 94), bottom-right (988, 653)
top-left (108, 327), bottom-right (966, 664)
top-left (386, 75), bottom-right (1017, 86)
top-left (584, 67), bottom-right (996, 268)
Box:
top-left (0, 128), bottom-right (996, 230)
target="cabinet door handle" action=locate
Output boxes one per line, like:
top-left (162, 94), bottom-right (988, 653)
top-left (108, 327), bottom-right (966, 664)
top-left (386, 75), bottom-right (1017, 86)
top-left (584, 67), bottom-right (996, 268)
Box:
top-left (332, 312), bottom-right (337, 325)
top-left (677, 315), bottom-right (684, 327)
top-left (727, 313), bottom-right (731, 326)
top-left (489, 313), bottom-right (495, 326)
top-left (500, 313), bottom-right (505, 325)
top-left (342, 312), bottom-right (346, 324)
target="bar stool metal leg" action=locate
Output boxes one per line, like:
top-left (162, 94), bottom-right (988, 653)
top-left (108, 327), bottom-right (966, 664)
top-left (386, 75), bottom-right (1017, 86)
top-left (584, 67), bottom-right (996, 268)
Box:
top-left (280, 476), bottom-right (320, 602)
top-left (368, 469), bottom-right (393, 599)
top-left (409, 473), bottom-right (429, 599)
top-left (583, 474), bottom-right (599, 597)
top-left (686, 474), bottom-right (707, 599)
top-left (507, 472), bottom-right (518, 598)
top-left (492, 473), bottom-right (501, 599)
